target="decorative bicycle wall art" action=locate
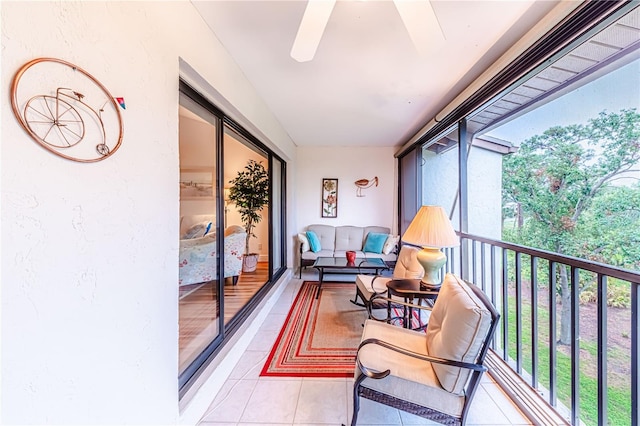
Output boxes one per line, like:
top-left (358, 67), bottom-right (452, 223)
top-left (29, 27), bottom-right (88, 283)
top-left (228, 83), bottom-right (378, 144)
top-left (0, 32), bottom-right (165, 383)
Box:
top-left (10, 58), bottom-right (124, 163)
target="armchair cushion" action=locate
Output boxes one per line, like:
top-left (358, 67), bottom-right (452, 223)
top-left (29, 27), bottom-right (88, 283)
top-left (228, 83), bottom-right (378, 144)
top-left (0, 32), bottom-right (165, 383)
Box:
top-left (358, 320), bottom-right (465, 417)
top-left (425, 274), bottom-right (492, 394)
top-left (356, 246), bottom-right (423, 302)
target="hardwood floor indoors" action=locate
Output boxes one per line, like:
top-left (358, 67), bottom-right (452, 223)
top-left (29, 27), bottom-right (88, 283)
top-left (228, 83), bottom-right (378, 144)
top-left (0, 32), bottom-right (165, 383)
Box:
top-left (179, 262), bottom-right (269, 372)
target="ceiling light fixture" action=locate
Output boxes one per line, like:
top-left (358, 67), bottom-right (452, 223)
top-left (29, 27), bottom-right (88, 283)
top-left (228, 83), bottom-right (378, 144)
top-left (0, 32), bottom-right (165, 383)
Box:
top-left (290, 0), bottom-right (444, 63)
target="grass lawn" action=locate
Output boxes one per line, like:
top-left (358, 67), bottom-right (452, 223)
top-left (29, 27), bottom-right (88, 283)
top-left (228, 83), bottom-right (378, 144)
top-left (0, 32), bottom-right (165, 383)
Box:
top-left (504, 293), bottom-right (631, 426)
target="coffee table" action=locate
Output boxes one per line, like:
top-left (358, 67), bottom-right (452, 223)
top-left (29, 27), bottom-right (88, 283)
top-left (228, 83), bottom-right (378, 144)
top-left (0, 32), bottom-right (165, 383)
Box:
top-left (312, 257), bottom-right (389, 299)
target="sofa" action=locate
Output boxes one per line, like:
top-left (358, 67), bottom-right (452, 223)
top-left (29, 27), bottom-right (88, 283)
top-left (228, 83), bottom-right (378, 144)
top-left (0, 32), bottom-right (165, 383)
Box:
top-left (179, 214), bottom-right (246, 286)
top-left (298, 224), bottom-right (399, 278)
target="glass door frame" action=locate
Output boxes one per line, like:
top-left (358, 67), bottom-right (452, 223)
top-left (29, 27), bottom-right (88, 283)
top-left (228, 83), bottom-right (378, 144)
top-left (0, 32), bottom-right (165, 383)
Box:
top-left (178, 80), bottom-right (288, 396)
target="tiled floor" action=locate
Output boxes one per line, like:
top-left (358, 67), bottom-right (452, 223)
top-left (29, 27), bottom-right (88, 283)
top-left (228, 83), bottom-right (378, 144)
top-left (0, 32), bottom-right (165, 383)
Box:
top-left (198, 274), bottom-right (532, 426)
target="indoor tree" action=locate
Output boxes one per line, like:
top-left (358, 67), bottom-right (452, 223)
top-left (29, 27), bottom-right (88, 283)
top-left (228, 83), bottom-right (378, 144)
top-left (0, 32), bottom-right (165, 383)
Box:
top-left (228, 159), bottom-right (269, 272)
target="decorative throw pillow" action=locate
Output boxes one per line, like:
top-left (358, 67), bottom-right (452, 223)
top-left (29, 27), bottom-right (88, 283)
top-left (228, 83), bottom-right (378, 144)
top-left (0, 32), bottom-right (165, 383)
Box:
top-left (382, 235), bottom-right (400, 254)
top-left (306, 230), bottom-right (321, 253)
top-left (363, 232), bottom-right (388, 254)
top-left (297, 233), bottom-right (310, 252)
top-left (182, 222), bottom-right (210, 239)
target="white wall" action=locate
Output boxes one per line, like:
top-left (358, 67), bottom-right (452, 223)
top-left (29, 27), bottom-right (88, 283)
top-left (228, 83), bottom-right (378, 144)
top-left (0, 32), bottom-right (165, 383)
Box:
top-left (422, 144), bottom-right (504, 239)
top-left (1, 2), bottom-right (295, 424)
top-left (296, 146), bottom-right (397, 233)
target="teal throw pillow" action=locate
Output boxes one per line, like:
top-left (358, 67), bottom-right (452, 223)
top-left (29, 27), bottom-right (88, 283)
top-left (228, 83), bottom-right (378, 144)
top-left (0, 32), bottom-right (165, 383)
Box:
top-left (306, 230), bottom-right (321, 253)
top-left (363, 232), bottom-right (387, 254)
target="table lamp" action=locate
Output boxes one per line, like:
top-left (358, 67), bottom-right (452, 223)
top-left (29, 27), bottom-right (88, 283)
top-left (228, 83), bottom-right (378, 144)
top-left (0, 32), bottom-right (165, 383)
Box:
top-left (401, 205), bottom-right (459, 289)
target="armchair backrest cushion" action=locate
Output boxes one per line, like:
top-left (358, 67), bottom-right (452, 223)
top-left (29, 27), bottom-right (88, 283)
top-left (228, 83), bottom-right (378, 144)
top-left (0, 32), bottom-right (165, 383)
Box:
top-left (425, 274), bottom-right (492, 394)
top-left (392, 246), bottom-right (424, 279)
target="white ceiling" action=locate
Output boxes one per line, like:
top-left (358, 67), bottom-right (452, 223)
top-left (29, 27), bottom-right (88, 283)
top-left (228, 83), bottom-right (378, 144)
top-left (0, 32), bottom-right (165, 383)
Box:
top-left (192, 0), bottom-right (561, 148)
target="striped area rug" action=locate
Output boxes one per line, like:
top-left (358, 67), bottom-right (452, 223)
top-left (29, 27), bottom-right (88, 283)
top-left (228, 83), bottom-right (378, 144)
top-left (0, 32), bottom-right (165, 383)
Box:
top-left (260, 281), bottom-right (366, 377)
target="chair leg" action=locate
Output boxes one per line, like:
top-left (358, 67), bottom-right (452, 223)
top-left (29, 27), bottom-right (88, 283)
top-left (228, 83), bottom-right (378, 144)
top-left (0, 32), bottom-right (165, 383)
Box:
top-left (351, 370), bottom-right (366, 426)
top-left (232, 275), bottom-right (239, 285)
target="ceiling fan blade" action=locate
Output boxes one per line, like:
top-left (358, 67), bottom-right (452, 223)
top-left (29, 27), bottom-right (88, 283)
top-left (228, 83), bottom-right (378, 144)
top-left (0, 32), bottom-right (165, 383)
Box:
top-left (394, 0), bottom-right (445, 56)
top-left (290, 0), bottom-right (336, 62)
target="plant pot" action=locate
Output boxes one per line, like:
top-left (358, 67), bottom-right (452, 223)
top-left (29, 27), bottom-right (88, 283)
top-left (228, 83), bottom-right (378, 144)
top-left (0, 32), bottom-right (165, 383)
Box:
top-left (242, 253), bottom-right (259, 272)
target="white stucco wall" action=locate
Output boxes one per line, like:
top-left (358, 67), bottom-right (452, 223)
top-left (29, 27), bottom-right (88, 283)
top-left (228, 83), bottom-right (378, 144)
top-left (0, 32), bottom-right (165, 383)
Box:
top-left (1, 2), bottom-right (295, 424)
top-left (422, 144), bottom-right (503, 239)
top-left (295, 146), bottom-right (397, 235)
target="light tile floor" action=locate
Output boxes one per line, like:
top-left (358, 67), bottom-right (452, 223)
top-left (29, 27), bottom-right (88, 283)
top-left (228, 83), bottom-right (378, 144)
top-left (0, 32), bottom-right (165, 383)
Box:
top-left (199, 274), bottom-right (532, 426)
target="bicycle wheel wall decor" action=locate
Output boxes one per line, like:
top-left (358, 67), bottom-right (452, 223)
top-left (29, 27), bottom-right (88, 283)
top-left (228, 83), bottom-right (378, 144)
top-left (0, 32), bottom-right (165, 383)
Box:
top-left (10, 58), bottom-right (124, 163)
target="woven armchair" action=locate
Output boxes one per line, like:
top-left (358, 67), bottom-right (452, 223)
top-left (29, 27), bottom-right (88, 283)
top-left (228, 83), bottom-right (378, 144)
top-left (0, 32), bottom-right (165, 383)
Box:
top-left (351, 274), bottom-right (500, 426)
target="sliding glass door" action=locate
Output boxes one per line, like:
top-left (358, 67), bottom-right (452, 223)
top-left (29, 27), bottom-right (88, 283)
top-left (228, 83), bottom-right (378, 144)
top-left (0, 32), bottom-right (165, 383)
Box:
top-left (178, 81), bottom-right (287, 394)
top-left (178, 91), bottom-right (222, 378)
top-left (222, 126), bottom-right (269, 326)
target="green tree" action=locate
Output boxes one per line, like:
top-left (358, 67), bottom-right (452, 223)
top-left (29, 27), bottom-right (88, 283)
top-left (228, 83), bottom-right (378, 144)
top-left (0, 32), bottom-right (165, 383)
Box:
top-left (576, 183), bottom-right (640, 269)
top-left (502, 109), bottom-right (640, 344)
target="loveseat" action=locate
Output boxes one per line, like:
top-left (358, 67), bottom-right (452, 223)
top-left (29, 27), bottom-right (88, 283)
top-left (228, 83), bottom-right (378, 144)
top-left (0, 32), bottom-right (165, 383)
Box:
top-left (179, 214), bottom-right (246, 286)
top-left (298, 224), bottom-right (399, 278)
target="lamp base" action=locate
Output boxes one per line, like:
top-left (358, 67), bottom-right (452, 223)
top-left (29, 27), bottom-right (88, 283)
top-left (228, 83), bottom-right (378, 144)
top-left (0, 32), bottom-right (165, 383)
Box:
top-left (416, 247), bottom-right (447, 288)
top-left (420, 281), bottom-right (442, 291)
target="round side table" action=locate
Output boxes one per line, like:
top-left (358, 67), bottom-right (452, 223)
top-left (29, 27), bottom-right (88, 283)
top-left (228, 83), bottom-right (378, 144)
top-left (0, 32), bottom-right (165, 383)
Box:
top-left (385, 279), bottom-right (439, 329)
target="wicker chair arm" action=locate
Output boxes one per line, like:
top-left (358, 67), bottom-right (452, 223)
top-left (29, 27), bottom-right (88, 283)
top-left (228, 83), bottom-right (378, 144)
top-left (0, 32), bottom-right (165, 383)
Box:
top-left (356, 337), bottom-right (487, 372)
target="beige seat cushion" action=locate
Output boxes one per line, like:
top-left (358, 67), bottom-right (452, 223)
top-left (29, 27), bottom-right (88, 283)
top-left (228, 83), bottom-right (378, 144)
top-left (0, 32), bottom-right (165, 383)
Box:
top-left (355, 245), bottom-right (423, 302)
top-left (425, 274), bottom-right (492, 394)
top-left (357, 319), bottom-right (465, 417)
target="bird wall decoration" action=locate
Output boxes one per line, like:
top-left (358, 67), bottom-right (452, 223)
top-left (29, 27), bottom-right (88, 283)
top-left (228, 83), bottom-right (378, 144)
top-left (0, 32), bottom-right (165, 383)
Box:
top-left (354, 176), bottom-right (378, 197)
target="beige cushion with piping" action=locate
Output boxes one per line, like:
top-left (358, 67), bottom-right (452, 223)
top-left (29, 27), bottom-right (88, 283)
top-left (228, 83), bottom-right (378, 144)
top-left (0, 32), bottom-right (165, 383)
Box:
top-left (425, 274), bottom-right (492, 394)
top-left (357, 319), bottom-right (465, 417)
top-left (355, 245), bottom-right (423, 301)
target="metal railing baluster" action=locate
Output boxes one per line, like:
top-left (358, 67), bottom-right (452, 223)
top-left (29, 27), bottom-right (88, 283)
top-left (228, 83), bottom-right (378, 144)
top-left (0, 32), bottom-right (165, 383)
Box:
top-left (571, 266), bottom-right (580, 426)
top-left (516, 251), bottom-right (522, 374)
top-left (632, 282), bottom-right (639, 426)
top-left (550, 261), bottom-right (558, 407)
top-left (531, 256), bottom-right (538, 389)
top-left (597, 274), bottom-right (607, 426)
top-left (502, 247), bottom-right (509, 361)
top-left (491, 245), bottom-right (498, 350)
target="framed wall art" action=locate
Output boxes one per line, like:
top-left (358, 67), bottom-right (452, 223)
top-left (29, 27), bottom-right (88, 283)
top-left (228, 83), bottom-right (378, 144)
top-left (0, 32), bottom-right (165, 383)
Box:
top-left (321, 178), bottom-right (338, 218)
top-left (180, 168), bottom-right (214, 200)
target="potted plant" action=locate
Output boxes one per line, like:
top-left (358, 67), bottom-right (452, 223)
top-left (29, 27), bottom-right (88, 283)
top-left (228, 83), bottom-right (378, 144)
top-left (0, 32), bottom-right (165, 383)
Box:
top-left (228, 159), bottom-right (269, 272)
